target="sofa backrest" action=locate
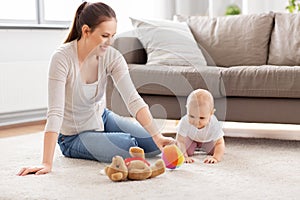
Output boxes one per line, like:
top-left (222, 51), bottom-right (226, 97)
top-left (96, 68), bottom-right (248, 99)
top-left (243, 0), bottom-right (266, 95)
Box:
top-left (177, 13), bottom-right (274, 67)
top-left (268, 13), bottom-right (300, 66)
top-left (114, 13), bottom-right (300, 67)
top-left (113, 37), bottom-right (147, 64)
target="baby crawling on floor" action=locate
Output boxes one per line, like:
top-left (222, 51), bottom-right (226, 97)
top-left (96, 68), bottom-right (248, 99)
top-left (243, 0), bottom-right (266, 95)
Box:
top-left (176, 89), bottom-right (225, 164)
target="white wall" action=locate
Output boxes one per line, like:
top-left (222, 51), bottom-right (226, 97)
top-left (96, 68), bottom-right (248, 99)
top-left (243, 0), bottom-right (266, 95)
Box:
top-left (243, 0), bottom-right (287, 14)
top-left (176, 0), bottom-right (209, 16)
top-left (0, 28), bottom-right (67, 114)
top-left (99, 0), bottom-right (175, 33)
top-left (175, 0), bottom-right (288, 17)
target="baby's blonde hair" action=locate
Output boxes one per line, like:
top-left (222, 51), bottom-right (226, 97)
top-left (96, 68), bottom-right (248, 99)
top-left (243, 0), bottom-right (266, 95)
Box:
top-left (186, 89), bottom-right (214, 112)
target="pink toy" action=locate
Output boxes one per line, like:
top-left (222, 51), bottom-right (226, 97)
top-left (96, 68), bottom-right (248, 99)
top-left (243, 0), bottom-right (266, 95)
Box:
top-left (161, 144), bottom-right (184, 169)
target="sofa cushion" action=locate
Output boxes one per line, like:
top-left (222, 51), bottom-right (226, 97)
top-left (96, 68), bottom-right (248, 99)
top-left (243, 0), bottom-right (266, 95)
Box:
top-left (130, 18), bottom-right (207, 67)
top-left (127, 64), bottom-right (223, 98)
top-left (268, 13), bottom-right (300, 66)
top-left (178, 13), bottom-right (274, 67)
top-left (113, 37), bottom-right (147, 64)
top-left (221, 65), bottom-right (300, 98)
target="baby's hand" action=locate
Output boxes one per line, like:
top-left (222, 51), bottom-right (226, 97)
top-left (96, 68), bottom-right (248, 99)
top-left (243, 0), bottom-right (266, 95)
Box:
top-left (184, 156), bottom-right (194, 163)
top-left (204, 156), bottom-right (218, 164)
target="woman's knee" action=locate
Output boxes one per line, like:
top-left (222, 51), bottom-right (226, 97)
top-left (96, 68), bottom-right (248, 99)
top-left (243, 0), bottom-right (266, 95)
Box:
top-left (107, 134), bottom-right (138, 153)
top-left (126, 136), bottom-right (138, 148)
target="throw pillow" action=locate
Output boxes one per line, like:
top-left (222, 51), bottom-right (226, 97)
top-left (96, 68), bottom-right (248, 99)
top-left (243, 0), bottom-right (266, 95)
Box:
top-left (130, 17), bottom-right (207, 66)
top-left (176, 13), bottom-right (274, 67)
top-left (268, 13), bottom-right (300, 66)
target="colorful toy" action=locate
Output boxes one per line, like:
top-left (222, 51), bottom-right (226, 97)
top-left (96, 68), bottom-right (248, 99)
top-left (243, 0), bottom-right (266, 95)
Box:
top-left (161, 144), bottom-right (185, 169)
top-left (104, 147), bottom-right (166, 182)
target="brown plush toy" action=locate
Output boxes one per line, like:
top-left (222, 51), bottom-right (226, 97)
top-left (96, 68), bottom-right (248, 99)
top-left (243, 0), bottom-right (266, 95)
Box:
top-left (104, 147), bottom-right (166, 182)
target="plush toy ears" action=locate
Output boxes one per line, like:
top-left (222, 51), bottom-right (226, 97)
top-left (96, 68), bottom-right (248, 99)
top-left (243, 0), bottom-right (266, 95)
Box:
top-left (111, 156), bottom-right (128, 172)
top-left (129, 147), bottom-right (145, 158)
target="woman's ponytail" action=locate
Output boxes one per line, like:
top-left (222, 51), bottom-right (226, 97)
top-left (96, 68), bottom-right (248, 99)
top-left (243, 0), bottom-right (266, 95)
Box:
top-left (64, 1), bottom-right (88, 43)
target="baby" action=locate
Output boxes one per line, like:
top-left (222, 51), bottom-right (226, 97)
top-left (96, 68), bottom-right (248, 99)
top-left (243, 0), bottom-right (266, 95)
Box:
top-left (176, 89), bottom-right (225, 164)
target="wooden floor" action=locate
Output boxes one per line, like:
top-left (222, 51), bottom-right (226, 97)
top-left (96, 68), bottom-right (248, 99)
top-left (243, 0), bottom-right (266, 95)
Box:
top-left (0, 121), bottom-right (45, 138)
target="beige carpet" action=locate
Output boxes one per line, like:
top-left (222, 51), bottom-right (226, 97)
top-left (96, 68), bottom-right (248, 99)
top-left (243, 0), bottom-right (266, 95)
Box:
top-left (1, 132), bottom-right (300, 200)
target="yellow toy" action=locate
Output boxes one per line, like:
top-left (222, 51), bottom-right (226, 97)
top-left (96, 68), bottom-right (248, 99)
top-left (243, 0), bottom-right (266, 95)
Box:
top-left (104, 147), bottom-right (166, 182)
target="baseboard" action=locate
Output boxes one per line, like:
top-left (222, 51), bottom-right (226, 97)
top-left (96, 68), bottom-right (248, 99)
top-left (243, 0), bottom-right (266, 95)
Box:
top-left (158, 119), bottom-right (300, 141)
top-left (0, 108), bottom-right (47, 127)
top-left (222, 121), bottom-right (300, 141)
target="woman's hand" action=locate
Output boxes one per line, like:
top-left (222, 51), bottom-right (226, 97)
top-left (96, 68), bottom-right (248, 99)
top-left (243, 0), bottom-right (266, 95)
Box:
top-left (17, 163), bottom-right (52, 176)
top-left (18, 131), bottom-right (58, 176)
top-left (152, 134), bottom-right (175, 150)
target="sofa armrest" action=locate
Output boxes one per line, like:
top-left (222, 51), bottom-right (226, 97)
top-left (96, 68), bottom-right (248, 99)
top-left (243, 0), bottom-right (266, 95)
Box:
top-left (113, 37), bottom-right (147, 64)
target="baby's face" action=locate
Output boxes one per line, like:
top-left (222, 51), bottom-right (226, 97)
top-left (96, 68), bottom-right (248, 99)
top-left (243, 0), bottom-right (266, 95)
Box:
top-left (187, 104), bottom-right (212, 129)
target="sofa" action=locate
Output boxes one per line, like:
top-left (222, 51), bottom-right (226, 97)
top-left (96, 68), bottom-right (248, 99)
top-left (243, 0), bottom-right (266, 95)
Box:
top-left (106, 12), bottom-right (300, 124)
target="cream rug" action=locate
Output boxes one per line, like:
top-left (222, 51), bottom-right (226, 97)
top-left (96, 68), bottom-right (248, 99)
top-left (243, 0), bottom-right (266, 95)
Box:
top-left (0, 132), bottom-right (300, 200)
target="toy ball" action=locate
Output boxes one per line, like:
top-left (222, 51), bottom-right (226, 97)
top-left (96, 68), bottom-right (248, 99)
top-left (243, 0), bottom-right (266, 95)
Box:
top-left (161, 144), bottom-right (185, 169)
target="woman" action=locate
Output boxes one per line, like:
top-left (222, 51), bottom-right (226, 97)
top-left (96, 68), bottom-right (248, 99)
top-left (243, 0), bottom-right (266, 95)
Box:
top-left (18, 1), bottom-right (174, 176)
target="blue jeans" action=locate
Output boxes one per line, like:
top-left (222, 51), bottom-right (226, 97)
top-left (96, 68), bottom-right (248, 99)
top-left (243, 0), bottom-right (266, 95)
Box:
top-left (57, 109), bottom-right (160, 163)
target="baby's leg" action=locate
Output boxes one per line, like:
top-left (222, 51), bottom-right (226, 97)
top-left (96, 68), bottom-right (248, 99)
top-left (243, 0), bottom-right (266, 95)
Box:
top-left (201, 141), bottom-right (215, 155)
top-left (185, 137), bottom-right (197, 156)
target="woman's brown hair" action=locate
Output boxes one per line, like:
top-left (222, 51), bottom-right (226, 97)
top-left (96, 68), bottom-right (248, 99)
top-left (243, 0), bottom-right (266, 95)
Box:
top-left (64, 1), bottom-right (116, 43)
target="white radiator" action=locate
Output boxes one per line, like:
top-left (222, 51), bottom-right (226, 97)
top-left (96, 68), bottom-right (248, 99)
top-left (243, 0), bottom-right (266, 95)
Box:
top-left (0, 61), bottom-right (48, 126)
top-left (0, 28), bottom-right (67, 126)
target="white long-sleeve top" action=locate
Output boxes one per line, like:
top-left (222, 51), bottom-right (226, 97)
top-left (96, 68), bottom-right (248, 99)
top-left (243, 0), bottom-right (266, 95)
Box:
top-left (44, 40), bottom-right (147, 135)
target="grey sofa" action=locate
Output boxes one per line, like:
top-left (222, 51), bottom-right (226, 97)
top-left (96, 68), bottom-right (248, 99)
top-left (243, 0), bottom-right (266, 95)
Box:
top-left (106, 12), bottom-right (300, 124)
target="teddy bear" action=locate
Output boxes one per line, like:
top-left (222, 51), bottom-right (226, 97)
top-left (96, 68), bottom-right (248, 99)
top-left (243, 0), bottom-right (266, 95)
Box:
top-left (104, 146), bottom-right (166, 181)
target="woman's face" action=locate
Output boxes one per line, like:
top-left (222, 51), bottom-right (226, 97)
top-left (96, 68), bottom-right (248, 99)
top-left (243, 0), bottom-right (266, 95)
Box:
top-left (87, 18), bottom-right (117, 56)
